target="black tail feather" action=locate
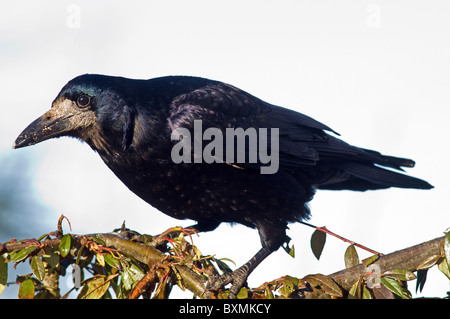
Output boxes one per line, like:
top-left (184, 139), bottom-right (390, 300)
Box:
top-left (320, 162), bottom-right (433, 191)
top-left (360, 148), bottom-right (416, 171)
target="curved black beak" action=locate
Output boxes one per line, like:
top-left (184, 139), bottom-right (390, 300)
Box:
top-left (13, 110), bottom-right (73, 149)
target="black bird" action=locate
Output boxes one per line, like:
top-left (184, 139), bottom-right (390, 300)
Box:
top-left (14, 74), bottom-right (432, 298)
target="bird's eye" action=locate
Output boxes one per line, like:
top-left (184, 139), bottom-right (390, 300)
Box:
top-left (77, 95), bottom-right (91, 108)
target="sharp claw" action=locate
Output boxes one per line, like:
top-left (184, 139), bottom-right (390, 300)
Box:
top-left (206, 268), bottom-right (249, 299)
top-left (206, 247), bottom-right (273, 298)
top-left (206, 273), bottom-right (232, 290)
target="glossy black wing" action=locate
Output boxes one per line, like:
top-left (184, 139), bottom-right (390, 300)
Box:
top-left (166, 81), bottom-right (433, 190)
top-left (167, 82), bottom-right (330, 169)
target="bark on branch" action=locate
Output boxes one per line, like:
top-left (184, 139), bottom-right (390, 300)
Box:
top-left (330, 235), bottom-right (444, 291)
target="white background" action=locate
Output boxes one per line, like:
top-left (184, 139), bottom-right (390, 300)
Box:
top-left (1, 1), bottom-right (449, 298)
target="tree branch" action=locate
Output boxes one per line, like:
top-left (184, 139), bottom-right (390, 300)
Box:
top-left (92, 233), bottom-right (208, 298)
top-left (330, 235), bottom-right (444, 291)
top-left (297, 235), bottom-right (446, 299)
top-left (2, 226), bottom-right (446, 299)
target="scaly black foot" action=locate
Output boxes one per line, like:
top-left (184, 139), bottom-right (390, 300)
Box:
top-left (206, 266), bottom-right (249, 298)
top-left (206, 246), bottom-right (273, 298)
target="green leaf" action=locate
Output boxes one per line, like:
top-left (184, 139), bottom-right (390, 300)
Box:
top-left (362, 254), bottom-right (379, 267)
top-left (31, 256), bottom-right (45, 282)
top-left (344, 244), bottom-right (359, 269)
top-left (284, 275), bottom-right (299, 286)
top-left (236, 287), bottom-right (248, 299)
top-left (215, 258), bottom-right (234, 274)
top-left (18, 278), bottom-right (35, 299)
top-left (9, 246), bottom-right (37, 263)
top-left (104, 254), bottom-right (121, 270)
top-left (282, 241), bottom-right (295, 258)
top-left (121, 269), bottom-right (133, 291)
top-left (383, 268), bottom-right (416, 281)
top-left (444, 232), bottom-right (450, 267)
top-left (310, 229), bottom-right (326, 260)
top-left (348, 277), bottom-right (362, 299)
top-left (278, 275), bottom-right (299, 297)
top-left (372, 285), bottom-right (394, 299)
top-left (288, 244), bottom-right (295, 258)
top-left (264, 285), bottom-right (274, 299)
top-left (59, 234), bottom-right (72, 258)
top-left (437, 258), bottom-right (450, 280)
top-left (0, 255), bottom-right (7, 297)
top-left (304, 274), bottom-right (343, 298)
top-left (416, 254), bottom-right (442, 270)
top-left (362, 285), bottom-right (372, 299)
top-left (121, 262), bottom-right (145, 290)
top-left (78, 276), bottom-right (110, 299)
top-left (278, 285), bottom-right (291, 297)
top-left (380, 277), bottom-right (411, 299)
top-left (37, 233), bottom-right (51, 242)
top-left (217, 291), bottom-right (229, 299)
top-left (96, 253), bottom-right (105, 267)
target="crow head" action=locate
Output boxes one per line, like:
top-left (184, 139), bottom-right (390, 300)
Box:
top-left (14, 74), bottom-right (136, 154)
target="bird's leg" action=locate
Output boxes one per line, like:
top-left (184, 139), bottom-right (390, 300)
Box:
top-left (206, 246), bottom-right (273, 299)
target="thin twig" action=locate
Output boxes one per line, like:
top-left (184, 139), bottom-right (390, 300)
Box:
top-left (299, 221), bottom-right (383, 256)
top-left (127, 269), bottom-right (158, 299)
top-left (151, 226), bottom-right (198, 247)
top-left (57, 214), bottom-right (72, 236)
